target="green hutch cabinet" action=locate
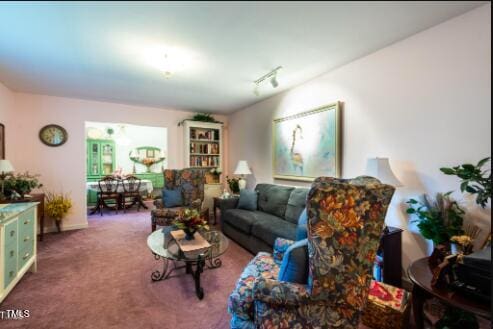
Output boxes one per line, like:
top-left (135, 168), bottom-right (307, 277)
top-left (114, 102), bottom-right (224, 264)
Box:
top-left (86, 139), bottom-right (116, 205)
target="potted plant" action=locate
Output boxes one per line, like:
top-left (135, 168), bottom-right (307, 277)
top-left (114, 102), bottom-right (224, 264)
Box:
top-left (407, 192), bottom-right (464, 266)
top-left (3, 172), bottom-right (42, 199)
top-left (209, 167), bottom-right (222, 183)
top-left (173, 208), bottom-right (209, 240)
top-left (440, 157), bottom-right (491, 208)
top-left (226, 176), bottom-right (240, 194)
top-left (45, 191), bottom-right (72, 233)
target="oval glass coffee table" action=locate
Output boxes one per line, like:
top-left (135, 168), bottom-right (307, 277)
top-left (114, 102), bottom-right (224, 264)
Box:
top-left (147, 229), bottom-right (229, 299)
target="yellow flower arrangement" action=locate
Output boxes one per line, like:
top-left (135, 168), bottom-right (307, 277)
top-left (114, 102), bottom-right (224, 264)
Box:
top-left (450, 235), bottom-right (473, 247)
top-left (45, 191), bottom-right (72, 232)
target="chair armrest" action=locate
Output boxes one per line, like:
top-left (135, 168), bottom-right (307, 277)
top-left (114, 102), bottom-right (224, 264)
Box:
top-left (253, 278), bottom-right (310, 306)
top-left (272, 238), bottom-right (295, 265)
top-left (154, 199), bottom-right (164, 208)
top-left (219, 197), bottom-right (239, 213)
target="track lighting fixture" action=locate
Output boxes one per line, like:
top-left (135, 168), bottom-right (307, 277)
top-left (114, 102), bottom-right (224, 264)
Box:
top-left (253, 66), bottom-right (282, 96)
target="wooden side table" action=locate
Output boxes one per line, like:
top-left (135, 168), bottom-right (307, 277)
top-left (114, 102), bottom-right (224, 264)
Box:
top-left (0, 193), bottom-right (45, 241)
top-left (380, 226), bottom-right (403, 287)
top-left (408, 257), bottom-right (491, 329)
top-left (212, 196), bottom-right (239, 225)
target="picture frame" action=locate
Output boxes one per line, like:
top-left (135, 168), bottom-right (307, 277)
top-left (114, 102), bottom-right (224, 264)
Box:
top-left (272, 102), bottom-right (342, 181)
top-left (0, 123), bottom-right (4, 159)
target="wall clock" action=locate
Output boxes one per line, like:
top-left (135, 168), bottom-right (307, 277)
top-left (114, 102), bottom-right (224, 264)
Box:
top-left (39, 124), bottom-right (68, 147)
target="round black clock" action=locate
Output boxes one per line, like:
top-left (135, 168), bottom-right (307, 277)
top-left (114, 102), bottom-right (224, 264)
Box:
top-left (39, 124), bottom-right (68, 147)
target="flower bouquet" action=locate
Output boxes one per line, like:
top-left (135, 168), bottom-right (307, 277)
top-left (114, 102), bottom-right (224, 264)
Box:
top-left (142, 158), bottom-right (158, 172)
top-left (173, 208), bottom-right (209, 240)
top-left (45, 191), bottom-right (72, 233)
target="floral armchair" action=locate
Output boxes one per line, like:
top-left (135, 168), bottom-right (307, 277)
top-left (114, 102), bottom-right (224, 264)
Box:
top-left (228, 176), bottom-right (395, 329)
top-left (150, 168), bottom-right (209, 232)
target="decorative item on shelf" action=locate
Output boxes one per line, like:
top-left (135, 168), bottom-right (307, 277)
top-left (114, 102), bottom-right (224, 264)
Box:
top-left (450, 235), bottom-right (474, 255)
top-left (234, 160), bottom-right (251, 190)
top-left (173, 208), bottom-right (209, 240)
top-left (226, 176), bottom-right (240, 195)
top-left (209, 167), bottom-right (222, 183)
top-left (407, 192), bottom-right (465, 268)
top-left (178, 113), bottom-right (222, 126)
top-left (0, 159), bottom-right (14, 200)
top-left (106, 127), bottom-right (114, 139)
top-left (440, 157), bottom-right (491, 209)
top-left (3, 171), bottom-right (43, 200)
top-left (129, 147), bottom-right (165, 173)
top-left (45, 191), bottom-right (72, 233)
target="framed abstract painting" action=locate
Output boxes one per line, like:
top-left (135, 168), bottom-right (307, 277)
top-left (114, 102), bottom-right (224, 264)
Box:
top-left (272, 102), bottom-right (342, 181)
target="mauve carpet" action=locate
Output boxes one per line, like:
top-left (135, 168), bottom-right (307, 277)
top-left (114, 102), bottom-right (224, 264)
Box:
top-left (1, 210), bottom-right (253, 329)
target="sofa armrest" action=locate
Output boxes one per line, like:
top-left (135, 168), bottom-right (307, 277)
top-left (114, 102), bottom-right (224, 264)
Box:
top-left (253, 278), bottom-right (310, 306)
top-left (272, 238), bottom-right (295, 265)
top-left (219, 197), bottom-right (239, 213)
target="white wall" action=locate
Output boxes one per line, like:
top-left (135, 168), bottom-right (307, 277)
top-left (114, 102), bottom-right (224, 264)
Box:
top-left (228, 5), bottom-right (491, 271)
top-left (3, 92), bottom-right (227, 232)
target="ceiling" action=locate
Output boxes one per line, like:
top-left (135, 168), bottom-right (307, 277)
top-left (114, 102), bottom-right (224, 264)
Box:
top-left (0, 1), bottom-right (485, 113)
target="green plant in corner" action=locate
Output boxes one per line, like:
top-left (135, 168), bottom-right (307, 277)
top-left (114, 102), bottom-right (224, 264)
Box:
top-left (440, 157), bottom-right (491, 208)
top-left (45, 191), bottom-right (72, 233)
top-left (406, 192), bottom-right (464, 245)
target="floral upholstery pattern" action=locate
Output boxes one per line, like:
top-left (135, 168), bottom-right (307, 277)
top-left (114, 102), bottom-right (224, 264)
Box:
top-left (228, 176), bottom-right (395, 329)
top-left (151, 168), bottom-right (207, 231)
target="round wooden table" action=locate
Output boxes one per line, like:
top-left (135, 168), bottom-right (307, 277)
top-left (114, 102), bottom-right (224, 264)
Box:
top-left (408, 257), bottom-right (491, 329)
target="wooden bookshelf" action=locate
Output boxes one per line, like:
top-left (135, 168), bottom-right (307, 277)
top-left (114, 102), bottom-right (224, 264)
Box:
top-left (183, 121), bottom-right (223, 172)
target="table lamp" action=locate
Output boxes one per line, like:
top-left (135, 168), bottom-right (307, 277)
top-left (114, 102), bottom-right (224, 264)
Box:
top-left (0, 159), bottom-right (15, 200)
top-left (234, 160), bottom-right (252, 190)
top-left (366, 157), bottom-right (402, 187)
top-left (366, 157), bottom-right (402, 233)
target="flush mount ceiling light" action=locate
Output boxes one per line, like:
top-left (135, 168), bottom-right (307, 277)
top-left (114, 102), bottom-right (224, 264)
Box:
top-left (143, 45), bottom-right (195, 78)
top-left (253, 66), bottom-right (282, 96)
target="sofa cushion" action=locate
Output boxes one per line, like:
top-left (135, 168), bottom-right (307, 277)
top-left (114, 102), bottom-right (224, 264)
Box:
top-left (223, 209), bottom-right (258, 234)
top-left (255, 184), bottom-right (294, 219)
top-left (251, 213), bottom-right (297, 246)
top-left (237, 189), bottom-right (258, 211)
top-left (278, 238), bottom-right (308, 284)
top-left (284, 188), bottom-right (309, 224)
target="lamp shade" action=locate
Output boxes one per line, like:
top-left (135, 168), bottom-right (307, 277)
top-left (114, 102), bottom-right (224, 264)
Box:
top-left (234, 160), bottom-right (252, 175)
top-left (0, 160), bottom-right (14, 174)
top-left (366, 158), bottom-right (402, 187)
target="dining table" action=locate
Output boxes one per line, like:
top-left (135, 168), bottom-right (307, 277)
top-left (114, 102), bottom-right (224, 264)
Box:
top-left (86, 179), bottom-right (154, 214)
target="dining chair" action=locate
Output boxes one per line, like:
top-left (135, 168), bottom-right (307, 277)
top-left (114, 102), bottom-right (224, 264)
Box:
top-left (121, 175), bottom-right (144, 213)
top-left (96, 175), bottom-right (121, 216)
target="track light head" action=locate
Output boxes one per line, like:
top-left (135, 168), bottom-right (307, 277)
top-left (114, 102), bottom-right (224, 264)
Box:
top-left (253, 66), bottom-right (282, 94)
top-left (270, 75), bottom-right (279, 88)
top-left (253, 84), bottom-right (260, 96)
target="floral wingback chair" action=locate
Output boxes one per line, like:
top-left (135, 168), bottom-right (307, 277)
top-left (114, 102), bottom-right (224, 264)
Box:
top-left (150, 168), bottom-right (209, 231)
top-left (228, 176), bottom-right (395, 329)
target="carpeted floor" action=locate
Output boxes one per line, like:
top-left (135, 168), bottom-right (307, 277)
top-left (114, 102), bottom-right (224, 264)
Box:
top-left (1, 210), bottom-right (253, 329)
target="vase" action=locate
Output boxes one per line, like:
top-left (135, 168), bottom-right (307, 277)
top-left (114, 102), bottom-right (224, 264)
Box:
top-left (184, 228), bottom-right (196, 240)
top-left (55, 219), bottom-right (62, 233)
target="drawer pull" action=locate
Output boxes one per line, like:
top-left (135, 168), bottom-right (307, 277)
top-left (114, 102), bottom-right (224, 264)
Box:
top-left (9, 271), bottom-right (15, 278)
top-left (10, 250), bottom-right (14, 257)
top-left (24, 236), bottom-right (31, 242)
top-left (24, 220), bottom-right (30, 225)
top-left (23, 253), bottom-right (30, 260)
top-left (10, 230), bottom-right (15, 237)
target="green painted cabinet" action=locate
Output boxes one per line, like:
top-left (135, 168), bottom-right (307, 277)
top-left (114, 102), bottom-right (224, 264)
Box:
top-left (87, 139), bottom-right (116, 177)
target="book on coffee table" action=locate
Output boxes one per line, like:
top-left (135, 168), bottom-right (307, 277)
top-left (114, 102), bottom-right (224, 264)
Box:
top-left (170, 230), bottom-right (211, 257)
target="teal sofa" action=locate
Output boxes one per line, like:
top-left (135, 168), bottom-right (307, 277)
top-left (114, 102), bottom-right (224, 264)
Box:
top-left (220, 183), bottom-right (309, 255)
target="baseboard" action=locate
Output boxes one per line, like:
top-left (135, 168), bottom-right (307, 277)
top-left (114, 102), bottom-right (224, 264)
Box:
top-left (42, 222), bottom-right (89, 234)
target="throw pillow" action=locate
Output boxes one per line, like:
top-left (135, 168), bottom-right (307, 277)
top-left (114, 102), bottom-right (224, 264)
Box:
top-left (162, 188), bottom-right (183, 208)
top-left (236, 189), bottom-right (258, 211)
top-left (295, 208), bottom-right (308, 241)
top-left (278, 239), bottom-right (309, 284)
